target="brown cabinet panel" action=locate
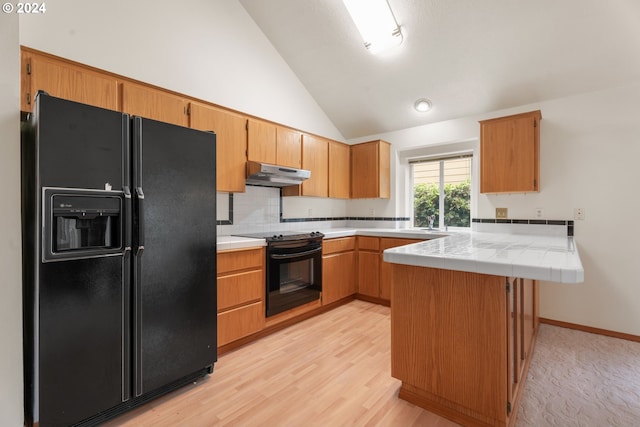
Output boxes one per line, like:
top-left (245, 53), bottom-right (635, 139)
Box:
top-left (357, 251), bottom-right (380, 298)
top-left (217, 301), bottom-right (265, 347)
top-left (217, 247), bottom-right (265, 348)
top-left (480, 110), bottom-right (541, 193)
top-left (300, 134), bottom-right (329, 197)
top-left (218, 269), bottom-right (263, 311)
top-left (23, 50), bottom-right (119, 112)
top-left (247, 119), bottom-right (276, 164)
top-left (121, 81), bottom-right (188, 127)
top-left (328, 141), bottom-right (350, 199)
top-left (391, 266), bottom-right (510, 425)
top-left (357, 236), bottom-right (380, 251)
top-left (276, 126), bottom-right (302, 168)
top-left (217, 247), bottom-right (264, 274)
top-left (379, 238), bottom-right (423, 300)
top-left (351, 140), bottom-right (390, 199)
top-left (322, 251), bottom-right (356, 305)
top-left (190, 101), bottom-right (246, 193)
top-left (323, 236), bottom-right (356, 255)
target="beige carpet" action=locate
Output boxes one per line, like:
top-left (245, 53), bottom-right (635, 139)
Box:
top-left (516, 324), bottom-right (640, 426)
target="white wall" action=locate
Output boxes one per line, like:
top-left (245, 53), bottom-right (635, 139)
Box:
top-left (0, 11), bottom-right (24, 427)
top-left (18, 0), bottom-right (344, 142)
top-left (349, 82), bottom-right (640, 336)
top-left (19, 0), bottom-right (349, 222)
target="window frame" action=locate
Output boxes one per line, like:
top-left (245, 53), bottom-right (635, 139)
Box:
top-left (409, 152), bottom-right (474, 230)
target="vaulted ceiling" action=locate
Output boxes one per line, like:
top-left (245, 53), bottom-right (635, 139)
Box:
top-left (238, 0), bottom-right (640, 139)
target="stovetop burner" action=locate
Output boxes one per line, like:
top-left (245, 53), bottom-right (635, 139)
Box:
top-left (232, 230), bottom-right (324, 242)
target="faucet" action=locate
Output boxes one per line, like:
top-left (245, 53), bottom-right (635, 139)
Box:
top-left (428, 215), bottom-right (435, 230)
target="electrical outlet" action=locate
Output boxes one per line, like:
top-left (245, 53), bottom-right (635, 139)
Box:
top-left (495, 208), bottom-right (508, 219)
top-left (369, 208), bottom-right (376, 216)
top-left (307, 208), bottom-right (313, 217)
top-left (535, 208), bottom-right (543, 218)
top-left (574, 208), bottom-right (585, 220)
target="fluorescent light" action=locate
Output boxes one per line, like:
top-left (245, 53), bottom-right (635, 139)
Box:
top-left (342, 0), bottom-right (403, 54)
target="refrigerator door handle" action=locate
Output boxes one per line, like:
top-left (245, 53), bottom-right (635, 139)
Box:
top-left (124, 187), bottom-right (132, 252)
top-left (135, 187), bottom-right (145, 256)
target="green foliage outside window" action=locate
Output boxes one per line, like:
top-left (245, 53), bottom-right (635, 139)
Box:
top-left (414, 179), bottom-right (470, 228)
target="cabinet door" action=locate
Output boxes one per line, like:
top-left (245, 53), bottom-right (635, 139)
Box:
top-left (379, 238), bottom-right (423, 301)
top-left (351, 140), bottom-right (390, 199)
top-left (329, 141), bottom-right (350, 199)
top-left (247, 119), bottom-right (276, 164)
top-left (521, 279), bottom-right (536, 362)
top-left (357, 251), bottom-right (380, 298)
top-left (276, 126), bottom-right (302, 168)
top-left (300, 134), bottom-right (329, 197)
top-left (121, 82), bottom-right (188, 126)
top-left (23, 50), bottom-right (119, 112)
top-left (190, 102), bottom-right (246, 193)
top-left (322, 251), bottom-right (356, 305)
top-left (480, 111), bottom-right (540, 193)
top-left (507, 277), bottom-right (522, 406)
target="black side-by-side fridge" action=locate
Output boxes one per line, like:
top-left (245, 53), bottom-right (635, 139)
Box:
top-left (21, 93), bottom-right (217, 427)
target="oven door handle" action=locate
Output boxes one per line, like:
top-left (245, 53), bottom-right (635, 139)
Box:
top-left (270, 246), bottom-right (322, 259)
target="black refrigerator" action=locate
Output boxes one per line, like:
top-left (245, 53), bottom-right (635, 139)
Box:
top-left (21, 93), bottom-right (217, 427)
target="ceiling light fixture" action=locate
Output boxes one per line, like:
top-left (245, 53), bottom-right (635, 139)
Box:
top-left (414, 98), bottom-right (432, 113)
top-left (342, 0), bottom-right (403, 54)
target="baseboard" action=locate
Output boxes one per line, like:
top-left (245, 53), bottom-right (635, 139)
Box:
top-left (539, 318), bottom-right (640, 343)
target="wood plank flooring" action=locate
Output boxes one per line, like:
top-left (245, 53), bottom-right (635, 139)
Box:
top-left (103, 300), bottom-right (458, 426)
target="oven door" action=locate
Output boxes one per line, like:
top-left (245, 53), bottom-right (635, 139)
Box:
top-left (266, 240), bottom-right (322, 317)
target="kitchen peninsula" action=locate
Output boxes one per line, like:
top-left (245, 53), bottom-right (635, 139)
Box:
top-left (383, 232), bottom-right (583, 427)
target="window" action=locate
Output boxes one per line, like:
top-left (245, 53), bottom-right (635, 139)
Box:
top-left (411, 155), bottom-right (472, 229)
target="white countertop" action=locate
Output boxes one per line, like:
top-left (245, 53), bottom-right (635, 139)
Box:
top-left (217, 235), bottom-right (266, 251)
top-left (383, 231), bottom-right (584, 284)
top-left (217, 228), bottom-right (584, 284)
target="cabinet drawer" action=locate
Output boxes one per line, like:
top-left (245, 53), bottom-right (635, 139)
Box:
top-left (323, 236), bottom-right (356, 255)
top-left (357, 236), bottom-right (379, 251)
top-left (218, 269), bottom-right (263, 311)
top-left (218, 301), bottom-right (265, 347)
top-left (380, 238), bottom-right (424, 251)
top-left (217, 247), bottom-right (264, 275)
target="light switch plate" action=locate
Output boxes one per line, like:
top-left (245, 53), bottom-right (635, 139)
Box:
top-left (496, 208), bottom-right (508, 219)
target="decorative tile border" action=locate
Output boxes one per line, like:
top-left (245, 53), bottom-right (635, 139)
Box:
top-left (472, 218), bottom-right (575, 237)
top-left (472, 218), bottom-right (574, 226)
top-left (281, 216), bottom-right (410, 223)
top-left (216, 193), bottom-right (234, 226)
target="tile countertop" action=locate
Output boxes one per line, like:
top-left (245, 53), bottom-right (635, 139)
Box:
top-left (217, 228), bottom-right (584, 284)
top-left (217, 235), bottom-right (266, 251)
top-left (383, 231), bottom-right (584, 284)
top-left (216, 228), bottom-right (443, 251)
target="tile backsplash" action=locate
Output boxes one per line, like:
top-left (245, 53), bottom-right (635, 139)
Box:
top-left (216, 186), bottom-right (409, 235)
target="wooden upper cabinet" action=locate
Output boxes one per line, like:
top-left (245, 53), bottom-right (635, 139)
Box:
top-left (480, 110), bottom-right (541, 193)
top-left (190, 101), bottom-right (247, 193)
top-left (21, 49), bottom-right (119, 112)
top-left (328, 141), bottom-right (350, 199)
top-left (351, 140), bottom-right (390, 199)
top-left (247, 119), bottom-right (276, 164)
top-left (121, 81), bottom-right (188, 127)
top-left (300, 134), bottom-right (329, 197)
top-left (276, 126), bottom-right (302, 168)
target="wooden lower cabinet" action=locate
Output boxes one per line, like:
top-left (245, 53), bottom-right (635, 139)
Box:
top-left (391, 264), bottom-right (538, 427)
top-left (322, 237), bottom-right (356, 305)
top-left (357, 237), bottom-right (423, 303)
top-left (217, 247), bottom-right (265, 347)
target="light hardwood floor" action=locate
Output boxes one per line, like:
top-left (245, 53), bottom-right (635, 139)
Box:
top-left (103, 300), bottom-right (458, 426)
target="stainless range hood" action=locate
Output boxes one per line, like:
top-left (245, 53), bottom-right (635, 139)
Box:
top-left (245, 161), bottom-right (311, 187)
